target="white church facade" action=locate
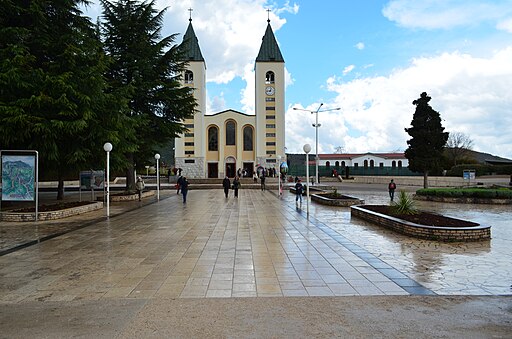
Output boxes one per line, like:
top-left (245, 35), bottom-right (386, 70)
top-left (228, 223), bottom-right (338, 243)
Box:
top-left (174, 17), bottom-right (286, 178)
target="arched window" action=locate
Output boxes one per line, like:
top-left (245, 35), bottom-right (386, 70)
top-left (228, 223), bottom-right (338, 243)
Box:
top-left (370, 160), bottom-right (375, 168)
top-left (335, 161), bottom-right (339, 168)
top-left (226, 121), bottom-right (236, 145)
top-left (208, 126), bottom-right (218, 151)
top-left (364, 160), bottom-right (368, 168)
top-left (341, 161), bottom-right (346, 167)
top-left (265, 71), bottom-right (275, 84)
top-left (398, 160), bottom-right (403, 168)
top-left (185, 70), bottom-right (193, 84)
top-left (243, 126), bottom-right (253, 151)
top-left (392, 161), bottom-right (396, 168)
top-left (326, 161), bottom-right (330, 168)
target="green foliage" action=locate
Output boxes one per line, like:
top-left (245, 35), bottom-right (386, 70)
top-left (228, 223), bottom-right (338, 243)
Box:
top-left (404, 92), bottom-right (449, 186)
top-left (391, 191), bottom-right (418, 215)
top-left (416, 187), bottom-right (512, 199)
top-left (447, 164), bottom-right (512, 176)
top-left (332, 188), bottom-right (341, 197)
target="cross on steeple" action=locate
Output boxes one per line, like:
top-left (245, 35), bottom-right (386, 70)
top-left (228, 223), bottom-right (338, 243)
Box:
top-left (188, 8), bottom-right (193, 21)
top-left (266, 8), bottom-right (271, 23)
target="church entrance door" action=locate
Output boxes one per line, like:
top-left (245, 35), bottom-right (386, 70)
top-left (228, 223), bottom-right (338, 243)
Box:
top-left (243, 162), bottom-right (254, 177)
top-left (225, 163), bottom-right (236, 178)
top-left (208, 163), bottom-right (218, 178)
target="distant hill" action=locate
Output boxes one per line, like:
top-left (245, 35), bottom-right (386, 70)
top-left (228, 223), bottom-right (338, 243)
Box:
top-left (465, 150), bottom-right (512, 165)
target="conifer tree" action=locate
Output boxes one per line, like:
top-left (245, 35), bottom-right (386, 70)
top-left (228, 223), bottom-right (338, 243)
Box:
top-left (100, 0), bottom-right (196, 190)
top-left (0, 0), bottom-right (118, 199)
top-left (405, 92), bottom-right (449, 188)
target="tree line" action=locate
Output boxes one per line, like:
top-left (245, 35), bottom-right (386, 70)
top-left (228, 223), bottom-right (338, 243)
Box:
top-left (0, 0), bottom-right (196, 199)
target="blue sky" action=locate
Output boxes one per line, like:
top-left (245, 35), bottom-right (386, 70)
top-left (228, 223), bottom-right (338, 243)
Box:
top-left (84, 0), bottom-right (512, 159)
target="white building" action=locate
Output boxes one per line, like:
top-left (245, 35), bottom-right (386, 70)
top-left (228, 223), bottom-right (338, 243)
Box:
top-left (174, 17), bottom-right (286, 178)
top-left (318, 153), bottom-right (408, 170)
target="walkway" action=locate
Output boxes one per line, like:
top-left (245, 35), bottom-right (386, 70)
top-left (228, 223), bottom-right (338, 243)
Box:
top-left (0, 183), bottom-right (511, 337)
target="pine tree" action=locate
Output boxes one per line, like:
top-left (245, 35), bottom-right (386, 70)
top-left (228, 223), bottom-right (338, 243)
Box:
top-left (100, 0), bottom-right (196, 190)
top-left (0, 0), bottom-right (118, 199)
top-left (404, 92), bottom-right (449, 188)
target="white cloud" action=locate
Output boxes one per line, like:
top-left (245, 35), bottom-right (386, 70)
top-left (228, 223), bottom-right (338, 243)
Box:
top-left (286, 47), bottom-right (512, 159)
top-left (382, 0), bottom-right (512, 30)
top-left (342, 65), bottom-right (355, 75)
top-left (355, 42), bottom-right (365, 50)
top-left (497, 17), bottom-right (512, 33)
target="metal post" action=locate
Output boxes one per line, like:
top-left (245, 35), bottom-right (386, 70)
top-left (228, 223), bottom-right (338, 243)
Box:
top-left (277, 156), bottom-right (281, 198)
top-left (303, 144), bottom-right (311, 217)
top-left (155, 154), bottom-right (160, 201)
top-left (103, 142), bottom-right (112, 218)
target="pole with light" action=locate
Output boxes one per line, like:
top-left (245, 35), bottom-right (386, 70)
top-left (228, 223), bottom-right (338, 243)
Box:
top-left (303, 144), bottom-right (311, 216)
top-left (277, 155), bottom-right (281, 198)
top-left (154, 153), bottom-right (160, 201)
top-left (293, 104), bottom-right (340, 185)
top-left (103, 142), bottom-right (113, 218)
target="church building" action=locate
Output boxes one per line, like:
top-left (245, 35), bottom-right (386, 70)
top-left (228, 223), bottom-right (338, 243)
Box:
top-left (174, 16), bottom-right (286, 178)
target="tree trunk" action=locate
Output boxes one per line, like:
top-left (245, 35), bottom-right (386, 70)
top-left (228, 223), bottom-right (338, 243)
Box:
top-left (57, 172), bottom-right (65, 200)
top-left (125, 153), bottom-right (135, 191)
top-left (423, 171), bottom-right (429, 189)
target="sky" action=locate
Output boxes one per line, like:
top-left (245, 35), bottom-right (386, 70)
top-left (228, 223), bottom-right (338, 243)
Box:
top-left (83, 0), bottom-right (512, 159)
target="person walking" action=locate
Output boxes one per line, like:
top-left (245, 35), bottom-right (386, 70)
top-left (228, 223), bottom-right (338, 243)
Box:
top-left (260, 174), bottom-right (266, 191)
top-left (176, 175), bottom-right (183, 194)
top-left (222, 176), bottom-right (231, 198)
top-left (388, 179), bottom-right (397, 201)
top-left (295, 179), bottom-right (303, 206)
top-left (135, 176), bottom-right (145, 201)
top-left (233, 176), bottom-right (241, 198)
top-left (181, 177), bottom-right (189, 203)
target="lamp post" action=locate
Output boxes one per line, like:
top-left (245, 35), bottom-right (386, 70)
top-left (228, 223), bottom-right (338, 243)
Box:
top-left (103, 142), bottom-right (113, 218)
top-left (277, 155), bottom-right (281, 198)
top-left (294, 104), bottom-right (340, 185)
top-left (303, 144), bottom-right (311, 216)
top-left (155, 153), bottom-right (160, 201)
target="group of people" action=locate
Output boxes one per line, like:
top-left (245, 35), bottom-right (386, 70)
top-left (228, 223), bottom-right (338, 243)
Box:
top-left (222, 176), bottom-right (241, 198)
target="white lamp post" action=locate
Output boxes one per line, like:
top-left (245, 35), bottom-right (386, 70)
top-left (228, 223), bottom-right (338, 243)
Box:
top-left (103, 142), bottom-right (113, 218)
top-left (155, 153), bottom-right (160, 201)
top-left (277, 155), bottom-right (281, 198)
top-left (303, 144), bottom-right (311, 216)
top-left (294, 104), bottom-right (340, 185)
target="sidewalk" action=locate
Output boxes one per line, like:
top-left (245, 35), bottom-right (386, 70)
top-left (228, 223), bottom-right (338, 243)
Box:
top-left (0, 184), bottom-right (510, 337)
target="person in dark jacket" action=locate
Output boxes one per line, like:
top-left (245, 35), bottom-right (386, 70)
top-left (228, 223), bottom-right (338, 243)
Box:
top-left (260, 174), bottom-right (265, 191)
top-left (295, 179), bottom-right (303, 206)
top-left (181, 177), bottom-right (189, 203)
top-left (233, 176), bottom-right (241, 198)
top-left (176, 175), bottom-right (183, 194)
top-left (222, 176), bottom-right (231, 198)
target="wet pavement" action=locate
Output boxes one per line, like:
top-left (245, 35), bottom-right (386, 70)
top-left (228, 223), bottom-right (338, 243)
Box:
top-left (0, 181), bottom-right (510, 301)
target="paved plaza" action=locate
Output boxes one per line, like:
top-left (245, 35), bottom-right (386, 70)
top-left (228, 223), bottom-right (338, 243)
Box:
top-left (0, 181), bottom-right (511, 337)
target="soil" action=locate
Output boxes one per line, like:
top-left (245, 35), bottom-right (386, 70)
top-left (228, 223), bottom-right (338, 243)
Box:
top-left (11, 201), bottom-right (96, 213)
top-left (323, 193), bottom-right (354, 199)
top-left (359, 205), bottom-right (479, 227)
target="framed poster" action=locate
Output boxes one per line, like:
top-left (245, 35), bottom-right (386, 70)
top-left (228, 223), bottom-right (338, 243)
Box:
top-left (1, 154), bottom-right (36, 201)
top-left (80, 170), bottom-right (104, 190)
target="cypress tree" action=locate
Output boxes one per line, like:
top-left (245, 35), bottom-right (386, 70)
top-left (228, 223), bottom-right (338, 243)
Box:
top-left (405, 92), bottom-right (449, 188)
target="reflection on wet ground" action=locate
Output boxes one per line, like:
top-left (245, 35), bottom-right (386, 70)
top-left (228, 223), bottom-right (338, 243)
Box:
top-left (297, 184), bottom-right (511, 295)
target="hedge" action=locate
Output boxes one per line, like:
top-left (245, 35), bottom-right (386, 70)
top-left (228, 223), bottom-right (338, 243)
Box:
top-left (416, 187), bottom-right (512, 199)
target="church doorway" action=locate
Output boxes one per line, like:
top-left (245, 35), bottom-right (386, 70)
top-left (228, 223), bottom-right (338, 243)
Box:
top-left (208, 163), bottom-right (218, 178)
top-left (225, 156), bottom-right (236, 178)
top-left (243, 162), bottom-right (254, 177)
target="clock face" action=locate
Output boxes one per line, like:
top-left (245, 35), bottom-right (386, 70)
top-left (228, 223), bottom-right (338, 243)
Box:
top-left (265, 86), bottom-right (275, 96)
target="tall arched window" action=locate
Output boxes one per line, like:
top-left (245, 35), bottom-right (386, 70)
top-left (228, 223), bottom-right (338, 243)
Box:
top-left (243, 126), bottom-right (253, 151)
top-left (364, 160), bottom-right (368, 168)
top-left (265, 71), bottom-right (275, 84)
top-left (370, 160), bottom-right (375, 168)
top-left (185, 70), bottom-right (193, 84)
top-left (341, 161), bottom-right (346, 167)
top-left (335, 161), bottom-right (339, 168)
top-left (208, 126), bottom-right (218, 151)
top-left (392, 161), bottom-right (396, 168)
top-left (226, 121), bottom-right (236, 145)
top-left (398, 160), bottom-right (403, 168)
top-left (326, 161), bottom-right (330, 168)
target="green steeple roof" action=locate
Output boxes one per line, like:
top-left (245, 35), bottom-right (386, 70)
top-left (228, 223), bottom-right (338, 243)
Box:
top-left (256, 21), bottom-right (284, 62)
top-left (179, 19), bottom-right (204, 62)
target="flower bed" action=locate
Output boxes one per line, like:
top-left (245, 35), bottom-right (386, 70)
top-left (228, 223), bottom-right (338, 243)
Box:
top-left (351, 205), bottom-right (490, 242)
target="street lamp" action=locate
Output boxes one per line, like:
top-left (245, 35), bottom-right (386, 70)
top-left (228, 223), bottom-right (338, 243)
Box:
top-left (303, 144), bottom-right (311, 216)
top-left (155, 153), bottom-right (160, 201)
top-left (294, 104), bottom-right (340, 185)
top-left (103, 142), bottom-right (113, 218)
top-left (277, 155), bottom-right (281, 198)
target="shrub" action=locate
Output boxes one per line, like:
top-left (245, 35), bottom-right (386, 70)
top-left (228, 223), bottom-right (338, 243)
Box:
top-left (391, 191), bottom-right (418, 215)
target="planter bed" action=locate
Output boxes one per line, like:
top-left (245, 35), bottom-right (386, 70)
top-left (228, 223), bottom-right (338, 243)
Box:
top-left (312, 193), bottom-right (364, 207)
top-left (96, 190), bottom-right (155, 202)
top-left (351, 205), bottom-right (490, 242)
top-left (414, 195), bottom-right (512, 205)
top-left (1, 202), bottom-right (103, 222)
